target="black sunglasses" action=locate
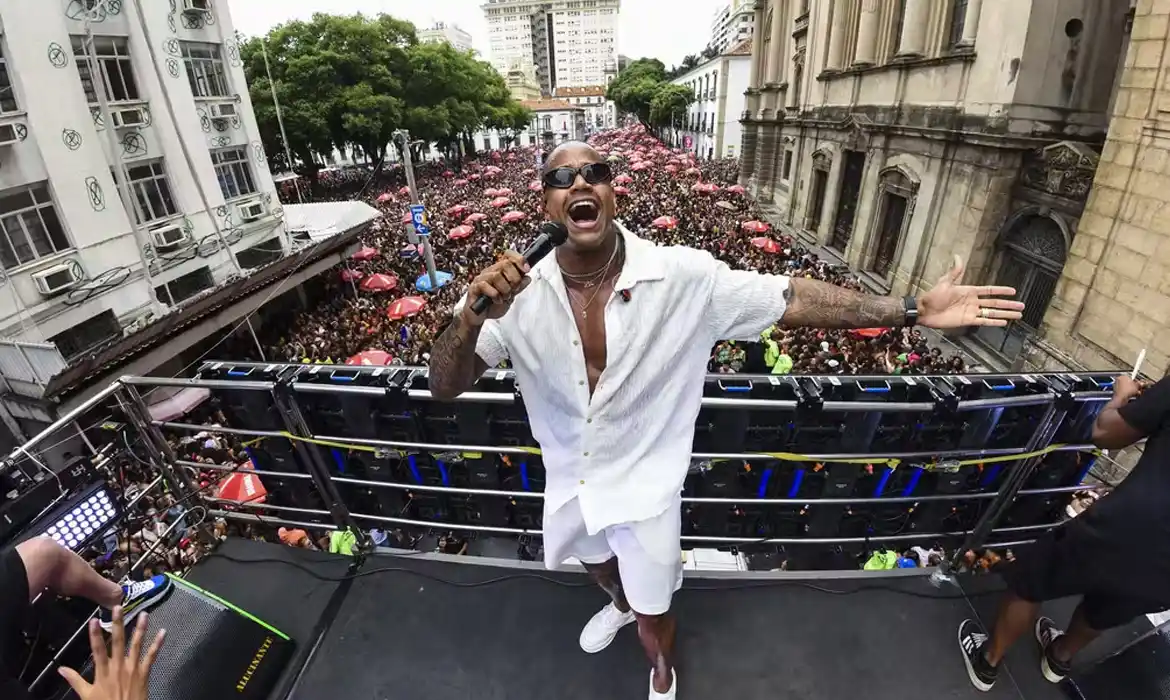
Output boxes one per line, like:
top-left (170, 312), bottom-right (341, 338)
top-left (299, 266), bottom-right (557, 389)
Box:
top-left (542, 162), bottom-right (613, 189)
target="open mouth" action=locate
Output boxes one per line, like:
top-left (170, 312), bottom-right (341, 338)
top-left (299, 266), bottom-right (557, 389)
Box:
top-left (568, 200), bottom-right (601, 228)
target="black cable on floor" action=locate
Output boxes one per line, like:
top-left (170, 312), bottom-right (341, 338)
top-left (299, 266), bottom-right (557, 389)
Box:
top-left (203, 551), bottom-right (1009, 600)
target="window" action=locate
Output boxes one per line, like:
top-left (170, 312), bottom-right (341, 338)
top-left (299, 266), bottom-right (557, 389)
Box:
top-left (155, 266), bottom-right (215, 306)
top-left (0, 184), bottom-right (70, 270)
top-left (210, 147), bottom-right (256, 200)
top-left (181, 42), bottom-right (230, 98)
top-left (782, 150), bottom-right (793, 181)
top-left (0, 42), bottom-right (16, 114)
top-left (125, 162), bottom-right (178, 224)
top-left (71, 36), bottom-right (139, 104)
top-left (948, 0), bottom-right (968, 48)
top-left (235, 238), bottom-right (282, 270)
top-left (51, 310), bottom-right (123, 361)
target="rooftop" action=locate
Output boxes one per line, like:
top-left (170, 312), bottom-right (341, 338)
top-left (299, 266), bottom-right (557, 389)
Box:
top-left (554, 85), bottom-right (607, 98)
top-left (521, 99), bottom-right (584, 111)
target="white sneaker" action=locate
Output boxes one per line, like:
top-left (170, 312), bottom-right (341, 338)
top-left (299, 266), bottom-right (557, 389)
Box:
top-left (649, 668), bottom-right (677, 699)
top-left (578, 602), bottom-right (636, 653)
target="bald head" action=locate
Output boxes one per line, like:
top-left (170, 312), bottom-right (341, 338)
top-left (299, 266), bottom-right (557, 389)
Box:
top-left (542, 141), bottom-right (602, 177)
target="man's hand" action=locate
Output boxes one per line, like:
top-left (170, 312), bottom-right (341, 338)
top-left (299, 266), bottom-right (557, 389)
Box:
top-left (918, 256), bottom-right (1026, 329)
top-left (462, 251), bottom-right (531, 326)
top-left (59, 607), bottom-right (166, 700)
top-left (1112, 375), bottom-right (1148, 403)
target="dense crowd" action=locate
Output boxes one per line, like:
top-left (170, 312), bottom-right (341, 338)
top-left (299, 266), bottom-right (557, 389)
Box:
top-left (264, 126), bottom-right (968, 375)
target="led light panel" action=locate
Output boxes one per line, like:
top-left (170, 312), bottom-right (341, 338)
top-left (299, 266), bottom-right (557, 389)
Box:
top-left (43, 488), bottom-right (116, 551)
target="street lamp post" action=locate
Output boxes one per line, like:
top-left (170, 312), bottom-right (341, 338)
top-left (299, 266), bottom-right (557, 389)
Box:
top-left (395, 130), bottom-right (440, 291)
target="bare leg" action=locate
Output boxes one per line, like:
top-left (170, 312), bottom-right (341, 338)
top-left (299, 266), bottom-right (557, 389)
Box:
top-left (984, 590), bottom-right (1041, 667)
top-left (582, 558), bottom-right (630, 613)
top-left (1049, 601), bottom-right (1102, 664)
top-left (17, 537), bottom-right (122, 608)
top-left (634, 611), bottom-right (676, 694)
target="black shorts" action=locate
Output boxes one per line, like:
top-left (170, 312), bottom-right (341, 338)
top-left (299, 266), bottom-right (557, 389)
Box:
top-left (1002, 525), bottom-right (1169, 630)
top-left (0, 546), bottom-right (30, 692)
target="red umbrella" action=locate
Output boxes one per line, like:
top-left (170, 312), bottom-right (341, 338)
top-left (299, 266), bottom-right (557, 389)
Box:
top-left (453, 178), bottom-right (469, 186)
top-left (528, 180), bottom-right (542, 192)
top-left (726, 185), bottom-right (746, 194)
top-left (360, 273), bottom-right (399, 292)
top-left (665, 165), bottom-right (679, 174)
top-left (401, 212), bottom-right (412, 224)
top-left (351, 246), bottom-right (379, 261)
top-left (742, 220), bottom-right (771, 233)
top-left (448, 225), bottom-right (474, 240)
top-left (491, 197), bottom-right (511, 208)
top-left (652, 216), bottom-right (678, 230)
top-left (376, 192), bottom-right (394, 203)
top-left (613, 174), bottom-right (633, 185)
top-left (340, 269), bottom-right (364, 282)
top-left (446, 204), bottom-right (469, 216)
top-left (483, 187), bottom-right (501, 197)
top-left (443, 170), bottom-right (455, 178)
top-left (496, 188), bottom-right (513, 196)
top-left (751, 237), bottom-right (781, 254)
top-left (468, 174), bottom-right (481, 181)
top-left (346, 350), bottom-right (394, 366)
top-left (849, 328), bottom-right (889, 340)
top-left (485, 165), bottom-right (503, 174)
top-left (217, 469), bottom-right (267, 504)
top-left (501, 210), bottom-right (528, 223)
top-left (387, 296), bottom-right (427, 320)
top-left (464, 212), bottom-right (488, 224)
top-left (685, 167), bottom-right (701, 176)
top-left (631, 162), bottom-right (650, 171)
top-left (614, 185), bottom-right (630, 195)
top-left (398, 186), bottom-right (411, 196)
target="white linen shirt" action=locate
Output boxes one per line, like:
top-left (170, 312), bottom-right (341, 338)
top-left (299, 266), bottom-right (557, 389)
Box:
top-left (471, 222), bottom-right (790, 534)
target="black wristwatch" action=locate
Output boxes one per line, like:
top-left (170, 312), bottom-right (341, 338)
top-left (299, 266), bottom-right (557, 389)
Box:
top-left (902, 296), bottom-right (919, 327)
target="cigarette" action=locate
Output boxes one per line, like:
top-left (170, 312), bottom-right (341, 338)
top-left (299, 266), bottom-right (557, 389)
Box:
top-left (1132, 348), bottom-right (1146, 380)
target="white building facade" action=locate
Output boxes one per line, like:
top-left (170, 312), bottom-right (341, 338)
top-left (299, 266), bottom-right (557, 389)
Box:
top-left (554, 86), bottom-right (617, 135)
top-left (710, 0), bottom-right (757, 55)
top-left (670, 41), bottom-right (752, 160)
top-left (468, 100), bottom-right (586, 153)
top-left (0, 0), bottom-right (285, 364)
top-left (483, 0), bottom-right (620, 95)
top-left (739, 0), bottom-right (1131, 369)
top-left (418, 21), bottom-right (475, 53)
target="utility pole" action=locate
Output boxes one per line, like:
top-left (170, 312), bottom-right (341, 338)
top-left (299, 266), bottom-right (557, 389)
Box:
top-left (396, 130), bottom-right (439, 290)
top-left (260, 38), bottom-right (304, 205)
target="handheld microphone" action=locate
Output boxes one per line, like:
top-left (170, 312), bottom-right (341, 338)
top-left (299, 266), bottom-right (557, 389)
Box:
top-left (471, 221), bottom-right (569, 315)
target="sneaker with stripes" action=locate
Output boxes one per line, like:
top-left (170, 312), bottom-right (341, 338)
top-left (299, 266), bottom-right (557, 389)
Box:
top-left (1036, 616), bottom-right (1072, 683)
top-left (958, 619), bottom-right (998, 692)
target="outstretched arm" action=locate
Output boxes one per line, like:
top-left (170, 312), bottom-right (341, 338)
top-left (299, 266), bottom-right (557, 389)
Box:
top-left (781, 278), bottom-right (905, 328)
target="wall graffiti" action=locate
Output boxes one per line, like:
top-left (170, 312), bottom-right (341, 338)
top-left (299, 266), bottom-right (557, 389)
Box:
top-left (65, 0), bottom-right (122, 22)
top-left (84, 177), bottom-right (105, 211)
top-left (121, 131), bottom-right (148, 158)
top-left (47, 42), bottom-right (69, 68)
top-left (63, 266), bottom-right (132, 307)
top-left (62, 129), bottom-right (83, 151)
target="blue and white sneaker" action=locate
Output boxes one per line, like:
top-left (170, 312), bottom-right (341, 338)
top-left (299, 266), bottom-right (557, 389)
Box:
top-left (99, 575), bottom-right (172, 632)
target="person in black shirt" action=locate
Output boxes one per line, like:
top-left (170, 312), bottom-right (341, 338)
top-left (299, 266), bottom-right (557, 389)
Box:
top-left (1, 537), bottom-right (168, 699)
top-left (958, 374), bottom-right (1170, 691)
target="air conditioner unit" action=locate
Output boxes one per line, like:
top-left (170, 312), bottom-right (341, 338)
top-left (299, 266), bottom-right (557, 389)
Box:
top-left (111, 107), bottom-right (147, 129)
top-left (32, 264), bottom-right (82, 296)
top-left (236, 200), bottom-right (265, 222)
top-left (208, 102), bottom-right (238, 120)
top-left (150, 223), bottom-right (187, 248)
top-left (0, 123), bottom-right (21, 148)
top-left (182, 0), bottom-right (212, 13)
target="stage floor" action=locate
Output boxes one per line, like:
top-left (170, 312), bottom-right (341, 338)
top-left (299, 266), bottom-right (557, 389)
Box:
top-left (184, 540), bottom-right (1154, 700)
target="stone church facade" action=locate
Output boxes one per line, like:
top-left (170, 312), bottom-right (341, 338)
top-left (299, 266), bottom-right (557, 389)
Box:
top-left (739, 0), bottom-right (1135, 369)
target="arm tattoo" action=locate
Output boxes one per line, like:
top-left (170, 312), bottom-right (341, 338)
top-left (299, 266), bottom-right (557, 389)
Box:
top-left (427, 313), bottom-right (487, 400)
top-left (781, 277), bottom-right (905, 329)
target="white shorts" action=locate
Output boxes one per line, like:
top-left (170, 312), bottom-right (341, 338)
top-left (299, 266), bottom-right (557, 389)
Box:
top-left (543, 498), bottom-right (683, 615)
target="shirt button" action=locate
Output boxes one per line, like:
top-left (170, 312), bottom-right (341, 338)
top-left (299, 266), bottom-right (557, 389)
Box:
top-left (583, 451), bottom-right (590, 457)
top-left (578, 380), bottom-right (584, 386)
top-left (579, 479), bottom-right (585, 485)
top-left (573, 340), bottom-right (579, 346)
top-left (586, 418), bottom-right (593, 423)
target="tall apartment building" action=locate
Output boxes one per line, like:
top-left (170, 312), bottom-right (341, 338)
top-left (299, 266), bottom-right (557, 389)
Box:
top-left (483, 0), bottom-right (620, 95)
top-left (710, 0), bottom-right (757, 55)
top-left (418, 21), bottom-right (475, 54)
top-left (0, 0), bottom-right (372, 444)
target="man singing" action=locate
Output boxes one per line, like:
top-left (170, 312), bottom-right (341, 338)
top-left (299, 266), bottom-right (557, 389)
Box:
top-left (428, 141), bottom-right (1024, 699)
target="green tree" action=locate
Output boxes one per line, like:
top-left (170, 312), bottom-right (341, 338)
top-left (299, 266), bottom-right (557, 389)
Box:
top-left (606, 58), bottom-right (667, 128)
top-left (649, 83), bottom-right (696, 128)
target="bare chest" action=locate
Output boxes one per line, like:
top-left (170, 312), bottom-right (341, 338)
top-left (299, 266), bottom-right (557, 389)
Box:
top-left (565, 278), bottom-right (615, 395)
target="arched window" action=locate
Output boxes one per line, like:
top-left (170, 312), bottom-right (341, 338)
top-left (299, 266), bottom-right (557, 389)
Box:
top-left (995, 216), bottom-right (1067, 331)
top-left (805, 151), bottom-right (831, 232)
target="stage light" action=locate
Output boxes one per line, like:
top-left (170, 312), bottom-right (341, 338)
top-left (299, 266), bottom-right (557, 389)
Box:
top-left (22, 482), bottom-right (119, 553)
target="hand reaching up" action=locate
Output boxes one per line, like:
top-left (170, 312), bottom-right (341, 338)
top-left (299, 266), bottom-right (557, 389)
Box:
top-left (59, 606), bottom-right (166, 700)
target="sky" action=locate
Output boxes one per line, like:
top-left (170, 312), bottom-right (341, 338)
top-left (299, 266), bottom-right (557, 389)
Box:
top-left (226, 0), bottom-right (728, 70)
